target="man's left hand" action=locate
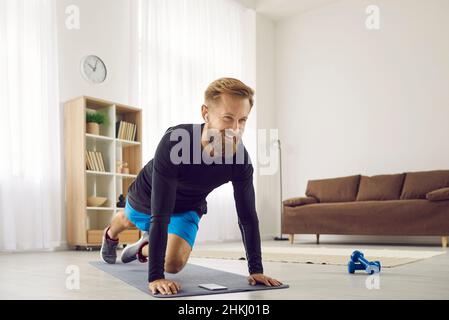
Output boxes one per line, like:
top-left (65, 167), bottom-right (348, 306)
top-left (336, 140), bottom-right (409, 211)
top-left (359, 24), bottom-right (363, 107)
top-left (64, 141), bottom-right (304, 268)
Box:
top-left (247, 273), bottom-right (283, 287)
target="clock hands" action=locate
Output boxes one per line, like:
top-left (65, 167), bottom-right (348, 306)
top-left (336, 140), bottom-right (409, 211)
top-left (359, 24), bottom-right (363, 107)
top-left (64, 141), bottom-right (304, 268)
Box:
top-left (87, 60), bottom-right (99, 72)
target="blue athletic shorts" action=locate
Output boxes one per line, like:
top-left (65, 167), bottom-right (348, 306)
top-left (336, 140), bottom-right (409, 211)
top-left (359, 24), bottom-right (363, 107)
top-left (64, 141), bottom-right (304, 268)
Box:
top-left (124, 196), bottom-right (200, 249)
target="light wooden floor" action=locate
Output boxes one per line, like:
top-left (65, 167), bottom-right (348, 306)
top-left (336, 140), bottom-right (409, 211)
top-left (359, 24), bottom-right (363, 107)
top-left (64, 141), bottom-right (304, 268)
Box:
top-left (1, 240), bottom-right (448, 300)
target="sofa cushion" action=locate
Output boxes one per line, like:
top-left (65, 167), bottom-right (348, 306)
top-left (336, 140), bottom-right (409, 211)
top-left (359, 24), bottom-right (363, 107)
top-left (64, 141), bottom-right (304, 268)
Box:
top-left (400, 170), bottom-right (449, 199)
top-left (305, 175), bottom-right (361, 203)
top-left (427, 187), bottom-right (449, 202)
top-left (283, 196), bottom-right (318, 207)
top-left (356, 173), bottom-right (405, 201)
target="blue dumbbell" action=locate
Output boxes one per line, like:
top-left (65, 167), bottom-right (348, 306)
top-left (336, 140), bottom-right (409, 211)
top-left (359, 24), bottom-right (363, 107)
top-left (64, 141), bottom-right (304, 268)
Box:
top-left (348, 250), bottom-right (381, 274)
top-left (347, 260), bottom-right (365, 274)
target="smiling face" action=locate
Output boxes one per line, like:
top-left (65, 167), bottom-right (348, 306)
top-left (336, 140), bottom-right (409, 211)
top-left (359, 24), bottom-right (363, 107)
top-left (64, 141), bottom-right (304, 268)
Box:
top-left (201, 93), bottom-right (252, 157)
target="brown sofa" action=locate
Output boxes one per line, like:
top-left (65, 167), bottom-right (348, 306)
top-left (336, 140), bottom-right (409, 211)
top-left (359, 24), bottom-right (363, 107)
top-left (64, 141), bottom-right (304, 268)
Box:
top-left (282, 170), bottom-right (449, 247)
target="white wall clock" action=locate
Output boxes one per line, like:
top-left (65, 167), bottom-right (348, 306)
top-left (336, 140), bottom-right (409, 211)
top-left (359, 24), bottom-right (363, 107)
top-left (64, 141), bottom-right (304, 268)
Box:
top-left (80, 55), bottom-right (107, 84)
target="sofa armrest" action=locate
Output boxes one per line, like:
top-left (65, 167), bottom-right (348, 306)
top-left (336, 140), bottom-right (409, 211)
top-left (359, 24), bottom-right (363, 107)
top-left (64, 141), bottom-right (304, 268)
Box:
top-left (283, 196), bottom-right (318, 207)
top-left (426, 187), bottom-right (449, 201)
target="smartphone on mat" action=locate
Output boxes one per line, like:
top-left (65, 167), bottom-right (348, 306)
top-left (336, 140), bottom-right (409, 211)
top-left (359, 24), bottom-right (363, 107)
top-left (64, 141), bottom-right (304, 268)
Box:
top-left (198, 283), bottom-right (228, 291)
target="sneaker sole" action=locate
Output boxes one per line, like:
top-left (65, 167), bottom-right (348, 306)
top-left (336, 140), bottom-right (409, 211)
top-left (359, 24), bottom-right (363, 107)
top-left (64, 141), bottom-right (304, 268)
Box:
top-left (121, 243), bottom-right (137, 263)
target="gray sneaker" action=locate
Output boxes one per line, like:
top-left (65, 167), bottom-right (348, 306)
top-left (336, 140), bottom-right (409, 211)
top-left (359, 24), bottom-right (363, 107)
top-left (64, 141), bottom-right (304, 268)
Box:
top-left (121, 232), bottom-right (149, 264)
top-left (100, 227), bottom-right (119, 264)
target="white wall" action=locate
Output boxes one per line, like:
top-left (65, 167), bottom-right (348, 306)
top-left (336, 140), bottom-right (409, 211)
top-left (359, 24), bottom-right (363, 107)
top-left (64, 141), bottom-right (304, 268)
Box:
top-left (255, 13), bottom-right (280, 239)
top-left (274, 0), bottom-right (449, 245)
top-left (57, 0), bottom-right (131, 104)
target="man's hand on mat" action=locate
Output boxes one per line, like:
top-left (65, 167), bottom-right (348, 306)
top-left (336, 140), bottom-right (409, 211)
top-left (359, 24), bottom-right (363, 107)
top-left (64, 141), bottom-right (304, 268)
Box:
top-left (149, 279), bottom-right (181, 295)
top-left (248, 273), bottom-right (283, 287)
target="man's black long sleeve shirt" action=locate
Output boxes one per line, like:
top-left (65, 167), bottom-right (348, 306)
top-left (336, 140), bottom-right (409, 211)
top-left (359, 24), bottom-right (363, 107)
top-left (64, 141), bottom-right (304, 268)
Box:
top-left (127, 123), bottom-right (264, 282)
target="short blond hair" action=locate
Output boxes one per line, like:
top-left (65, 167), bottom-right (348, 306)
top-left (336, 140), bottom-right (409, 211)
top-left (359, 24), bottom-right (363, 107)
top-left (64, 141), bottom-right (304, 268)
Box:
top-left (205, 77), bottom-right (255, 108)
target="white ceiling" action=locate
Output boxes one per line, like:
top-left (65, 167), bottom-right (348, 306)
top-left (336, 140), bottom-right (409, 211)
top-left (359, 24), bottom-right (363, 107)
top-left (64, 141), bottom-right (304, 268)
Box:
top-left (237, 0), bottom-right (341, 21)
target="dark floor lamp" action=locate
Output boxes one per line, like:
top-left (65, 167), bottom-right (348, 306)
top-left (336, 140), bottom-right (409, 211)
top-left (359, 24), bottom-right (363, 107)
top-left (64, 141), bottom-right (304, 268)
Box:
top-left (274, 139), bottom-right (289, 241)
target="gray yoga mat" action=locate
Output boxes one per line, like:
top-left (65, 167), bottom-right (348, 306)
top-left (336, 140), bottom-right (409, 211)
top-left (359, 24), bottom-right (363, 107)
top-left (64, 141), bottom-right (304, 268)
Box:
top-left (90, 261), bottom-right (289, 298)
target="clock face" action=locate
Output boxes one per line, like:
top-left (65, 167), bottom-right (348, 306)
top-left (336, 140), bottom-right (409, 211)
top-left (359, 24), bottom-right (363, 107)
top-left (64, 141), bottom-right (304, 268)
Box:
top-left (80, 55), bottom-right (107, 84)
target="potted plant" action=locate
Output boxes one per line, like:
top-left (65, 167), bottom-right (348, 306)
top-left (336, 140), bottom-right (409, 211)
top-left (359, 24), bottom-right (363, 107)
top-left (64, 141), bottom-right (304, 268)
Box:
top-left (86, 111), bottom-right (107, 135)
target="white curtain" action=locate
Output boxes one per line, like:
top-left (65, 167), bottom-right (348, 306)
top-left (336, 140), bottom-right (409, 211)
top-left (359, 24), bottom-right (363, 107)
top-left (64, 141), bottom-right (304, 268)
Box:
top-left (129, 0), bottom-right (257, 242)
top-left (0, 0), bottom-right (62, 251)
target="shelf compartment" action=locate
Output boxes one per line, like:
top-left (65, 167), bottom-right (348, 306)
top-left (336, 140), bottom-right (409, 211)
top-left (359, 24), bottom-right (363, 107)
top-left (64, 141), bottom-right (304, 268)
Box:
top-left (116, 144), bottom-right (140, 176)
top-left (115, 172), bottom-right (134, 203)
top-left (86, 137), bottom-right (114, 173)
top-left (87, 229), bottom-right (141, 244)
top-left (86, 174), bottom-right (115, 208)
top-left (85, 97), bottom-right (115, 139)
top-left (115, 104), bottom-right (141, 143)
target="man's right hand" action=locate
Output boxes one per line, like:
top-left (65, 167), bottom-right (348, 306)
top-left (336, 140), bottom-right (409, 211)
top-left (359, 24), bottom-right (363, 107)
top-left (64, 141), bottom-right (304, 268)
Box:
top-left (149, 279), bottom-right (181, 295)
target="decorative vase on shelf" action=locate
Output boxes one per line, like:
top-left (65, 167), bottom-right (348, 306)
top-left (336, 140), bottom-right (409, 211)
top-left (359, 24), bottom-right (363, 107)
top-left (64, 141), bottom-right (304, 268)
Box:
top-left (117, 194), bottom-right (126, 208)
top-left (86, 111), bottom-right (106, 135)
top-left (122, 162), bottom-right (129, 174)
top-left (116, 160), bottom-right (123, 173)
top-left (86, 122), bottom-right (100, 135)
top-left (116, 160), bottom-right (129, 174)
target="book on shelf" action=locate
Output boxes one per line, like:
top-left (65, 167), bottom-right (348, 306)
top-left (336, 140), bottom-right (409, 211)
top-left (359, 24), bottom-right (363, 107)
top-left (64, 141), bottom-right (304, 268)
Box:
top-left (116, 120), bottom-right (137, 141)
top-left (95, 152), bottom-right (103, 172)
top-left (125, 122), bottom-right (129, 140)
top-left (90, 151), bottom-right (99, 171)
top-left (86, 151), bottom-right (95, 171)
top-left (85, 150), bottom-right (106, 172)
top-left (127, 122), bottom-right (132, 140)
top-left (132, 122), bottom-right (137, 141)
top-left (97, 151), bottom-right (105, 171)
top-left (116, 121), bottom-right (123, 140)
top-left (85, 150), bottom-right (93, 171)
top-left (116, 121), bottom-right (121, 140)
top-left (98, 152), bottom-right (106, 172)
top-left (91, 152), bottom-right (97, 171)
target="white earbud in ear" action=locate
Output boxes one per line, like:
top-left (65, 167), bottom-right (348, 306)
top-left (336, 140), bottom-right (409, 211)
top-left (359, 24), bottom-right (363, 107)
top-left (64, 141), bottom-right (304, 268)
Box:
top-left (205, 114), bottom-right (209, 123)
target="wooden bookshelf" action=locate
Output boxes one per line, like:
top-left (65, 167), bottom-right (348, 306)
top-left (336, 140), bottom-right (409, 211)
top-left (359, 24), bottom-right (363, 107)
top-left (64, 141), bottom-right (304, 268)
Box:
top-left (64, 96), bottom-right (142, 249)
